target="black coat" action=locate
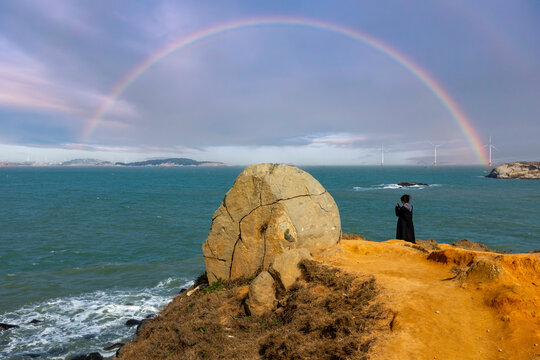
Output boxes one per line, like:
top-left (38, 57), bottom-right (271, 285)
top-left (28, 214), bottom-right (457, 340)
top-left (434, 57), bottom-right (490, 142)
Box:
top-left (395, 204), bottom-right (415, 243)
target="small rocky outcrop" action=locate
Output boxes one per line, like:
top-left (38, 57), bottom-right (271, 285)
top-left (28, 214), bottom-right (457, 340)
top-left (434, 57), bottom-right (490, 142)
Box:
top-left (486, 161), bottom-right (540, 179)
top-left (0, 323), bottom-right (19, 331)
top-left (269, 248), bottom-right (311, 291)
top-left (398, 181), bottom-right (428, 187)
top-left (245, 271), bottom-right (276, 316)
top-left (125, 319), bottom-right (141, 327)
top-left (202, 163), bottom-right (341, 283)
top-left (452, 239), bottom-right (491, 252)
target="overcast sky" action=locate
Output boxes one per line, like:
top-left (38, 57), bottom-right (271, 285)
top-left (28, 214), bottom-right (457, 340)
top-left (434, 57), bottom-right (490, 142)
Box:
top-left (0, 0), bottom-right (538, 165)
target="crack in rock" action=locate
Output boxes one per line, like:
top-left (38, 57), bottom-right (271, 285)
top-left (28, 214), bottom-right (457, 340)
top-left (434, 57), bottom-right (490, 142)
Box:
top-left (204, 255), bottom-right (228, 262)
top-left (228, 191), bottom-right (328, 277)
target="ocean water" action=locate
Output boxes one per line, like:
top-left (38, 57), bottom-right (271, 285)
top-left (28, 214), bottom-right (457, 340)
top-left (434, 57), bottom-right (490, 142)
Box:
top-left (1, 166), bottom-right (538, 359)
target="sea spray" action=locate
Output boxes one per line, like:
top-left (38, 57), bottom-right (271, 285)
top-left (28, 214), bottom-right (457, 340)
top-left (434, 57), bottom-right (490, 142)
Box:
top-left (0, 278), bottom-right (193, 359)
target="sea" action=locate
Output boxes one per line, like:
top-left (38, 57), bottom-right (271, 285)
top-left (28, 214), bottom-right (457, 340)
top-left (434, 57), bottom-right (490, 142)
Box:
top-left (1, 166), bottom-right (538, 359)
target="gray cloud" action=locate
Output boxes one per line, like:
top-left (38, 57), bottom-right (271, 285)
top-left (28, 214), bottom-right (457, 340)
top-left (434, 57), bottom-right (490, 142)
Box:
top-left (0, 0), bottom-right (538, 164)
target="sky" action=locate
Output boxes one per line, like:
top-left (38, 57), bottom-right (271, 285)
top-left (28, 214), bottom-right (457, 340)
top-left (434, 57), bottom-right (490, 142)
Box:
top-left (0, 0), bottom-right (538, 165)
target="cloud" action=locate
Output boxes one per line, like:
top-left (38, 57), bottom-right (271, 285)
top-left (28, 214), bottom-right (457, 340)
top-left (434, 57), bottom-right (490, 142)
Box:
top-left (0, 1), bottom-right (538, 163)
top-left (285, 133), bottom-right (368, 147)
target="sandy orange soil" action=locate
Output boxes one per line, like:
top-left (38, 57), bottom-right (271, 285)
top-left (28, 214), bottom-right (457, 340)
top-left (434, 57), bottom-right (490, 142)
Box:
top-left (316, 238), bottom-right (540, 360)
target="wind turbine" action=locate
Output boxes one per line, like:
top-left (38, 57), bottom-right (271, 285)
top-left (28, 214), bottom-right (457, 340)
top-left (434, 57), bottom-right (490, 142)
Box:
top-left (430, 142), bottom-right (441, 167)
top-left (381, 144), bottom-right (384, 167)
top-left (484, 136), bottom-right (498, 167)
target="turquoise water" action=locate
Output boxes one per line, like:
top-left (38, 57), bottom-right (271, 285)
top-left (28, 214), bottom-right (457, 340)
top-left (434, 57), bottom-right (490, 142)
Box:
top-left (1, 166), bottom-right (538, 359)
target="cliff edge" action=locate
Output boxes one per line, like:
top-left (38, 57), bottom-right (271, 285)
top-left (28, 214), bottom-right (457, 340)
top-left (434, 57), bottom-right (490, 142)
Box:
top-left (116, 238), bottom-right (540, 360)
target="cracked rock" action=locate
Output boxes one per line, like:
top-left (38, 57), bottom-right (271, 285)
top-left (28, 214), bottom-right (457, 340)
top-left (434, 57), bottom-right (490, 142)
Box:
top-left (202, 163), bottom-right (341, 283)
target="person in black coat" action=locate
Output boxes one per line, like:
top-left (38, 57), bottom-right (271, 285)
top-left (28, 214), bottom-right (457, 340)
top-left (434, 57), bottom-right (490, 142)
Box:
top-left (395, 194), bottom-right (415, 243)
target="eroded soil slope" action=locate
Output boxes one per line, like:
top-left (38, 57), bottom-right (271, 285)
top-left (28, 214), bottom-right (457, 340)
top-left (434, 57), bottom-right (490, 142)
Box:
top-left (318, 238), bottom-right (540, 360)
top-left (117, 260), bottom-right (389, 360)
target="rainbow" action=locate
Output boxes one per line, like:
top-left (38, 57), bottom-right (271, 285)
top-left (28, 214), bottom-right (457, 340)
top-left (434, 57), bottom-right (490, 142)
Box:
top-left (82, 17), bottom-right (488, 164)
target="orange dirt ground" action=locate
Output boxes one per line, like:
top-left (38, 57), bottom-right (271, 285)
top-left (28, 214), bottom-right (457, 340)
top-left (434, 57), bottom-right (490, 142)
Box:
top-left (316, 238), bottom-right (540, 360)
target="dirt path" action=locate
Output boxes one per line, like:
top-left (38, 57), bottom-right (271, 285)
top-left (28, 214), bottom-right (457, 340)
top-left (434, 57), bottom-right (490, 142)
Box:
top-left (316, 239), bottom-right (540, 360)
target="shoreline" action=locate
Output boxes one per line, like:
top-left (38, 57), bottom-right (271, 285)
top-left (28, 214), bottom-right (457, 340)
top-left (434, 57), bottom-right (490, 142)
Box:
top-left (2, 236), bottom-right (538, 359)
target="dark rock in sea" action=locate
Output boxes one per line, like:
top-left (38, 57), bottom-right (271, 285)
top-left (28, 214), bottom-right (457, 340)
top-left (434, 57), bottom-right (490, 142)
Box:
top-left (398, 182), bottom-right (428, 187)
top-left (179, 287), bottom-right (188, 294)
top-left (103, 343), bottom-right (125, 351)
top-left (28, 319), bottom-right (42, 325)
top-left (125, 319), bottom-right (141, 327)
top-left (145, 313), bottom-right (155, 319)
top-left (0, 323), bottom-right (19, 331)
top-left (22, 353), bottom-right (41, 358)
top-left (69, 352), bottom-right (103, 360)
top-left (136, 319), bottom-right (151, 336)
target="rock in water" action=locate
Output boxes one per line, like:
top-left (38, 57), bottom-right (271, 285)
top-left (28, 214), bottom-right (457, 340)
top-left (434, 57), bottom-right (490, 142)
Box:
top-left (0, 323), bottom-right (19, 331)
top-left (398, 182), bottom-right (428, 187)
top-left (202, 163), bottom-right (341, 283)
top-left (486, 161), bottom-right (540, 179)
top-left (124, 319), bottom-right (141, 327)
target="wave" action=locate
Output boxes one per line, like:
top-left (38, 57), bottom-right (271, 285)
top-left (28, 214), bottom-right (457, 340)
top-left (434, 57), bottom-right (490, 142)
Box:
top-left (0, 278), bottom-right (193, 359)
top-left (353, 183), bottom-right (440, 191)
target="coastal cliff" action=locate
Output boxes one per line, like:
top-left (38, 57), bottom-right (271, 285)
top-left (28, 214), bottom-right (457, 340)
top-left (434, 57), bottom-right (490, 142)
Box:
top-left (116, 238), bottom-right (540, 360)
top-left (115, 164), bottom-right (539, 360)
top-left (487, 161), bottom-right (540, 179)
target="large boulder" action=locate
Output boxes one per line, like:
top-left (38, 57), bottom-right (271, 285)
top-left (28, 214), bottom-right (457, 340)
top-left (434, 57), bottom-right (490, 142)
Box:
top-left (269, 248), bottom-right (311, 291)
top-left (245, 271), bottom-right (276, 316)
top-left (203, 163), bottom-right (341, 283)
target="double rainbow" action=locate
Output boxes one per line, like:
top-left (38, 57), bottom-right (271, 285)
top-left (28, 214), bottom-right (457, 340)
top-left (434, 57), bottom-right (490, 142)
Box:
top-left (82, 17), bottom-right (488, 164)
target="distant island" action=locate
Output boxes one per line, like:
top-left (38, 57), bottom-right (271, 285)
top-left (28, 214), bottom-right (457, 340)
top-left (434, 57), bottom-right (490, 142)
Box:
top-left (61, 158), bottom-right (114, 166)
top-left (115, 158), bottom-right (225, 167)
top-left (486, 161), bottom-right (540, 179)
top-left (0, 158), bottom-right (226, 167)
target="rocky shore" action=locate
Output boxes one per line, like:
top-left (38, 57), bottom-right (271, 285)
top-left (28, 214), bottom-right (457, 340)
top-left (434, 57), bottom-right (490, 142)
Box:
top-left (486, 161), bottom-right (540, 179)
top-left (107, 164), bottom-right (540, 360)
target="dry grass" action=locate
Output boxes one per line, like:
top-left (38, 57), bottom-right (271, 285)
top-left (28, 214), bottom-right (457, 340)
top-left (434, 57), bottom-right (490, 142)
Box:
top-left (117, 260), bottom-right (387, 360)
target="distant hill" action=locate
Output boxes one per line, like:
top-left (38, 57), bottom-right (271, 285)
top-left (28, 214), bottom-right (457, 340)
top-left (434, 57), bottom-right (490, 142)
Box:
top-left (61, 158), bottom-right (113, 166)
top-left (115, 158), bottom-right (225, 167)
top-left (0, 158), bottom-right (225, 167)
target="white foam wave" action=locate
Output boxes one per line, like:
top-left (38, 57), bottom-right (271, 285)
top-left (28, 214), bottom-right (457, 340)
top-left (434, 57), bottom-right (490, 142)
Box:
top-left (353, 183), bottom-right (439, 191)
top-left (0, 278), bottom-right (192, 359)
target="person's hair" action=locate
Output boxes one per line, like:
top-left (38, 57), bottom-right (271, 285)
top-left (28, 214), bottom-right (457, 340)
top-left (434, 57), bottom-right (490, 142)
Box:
top-left (400, 194), bottom-right (410, 203)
